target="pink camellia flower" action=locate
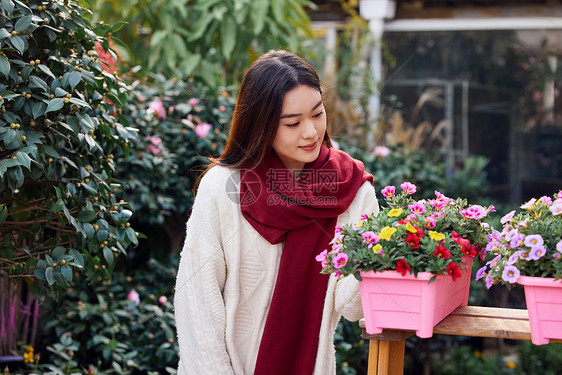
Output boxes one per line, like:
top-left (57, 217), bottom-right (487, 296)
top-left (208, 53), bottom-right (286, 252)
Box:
top-left (189, 98), bottom-right (198, 107)
top-left (195, 123), bottom-right (212, 137)
top-left (148, 100), bottom-right (166, 119)
top-left (459, 205), bottom-right (488, 220)
top-left (373, 146), bottom-right (390, 157)
top-left (158, 296), bottom-right (168, 304)
top-left (500, 210), bottom-right (516, 224)
top-left (332, 253), bottom-right (348, 269)
top-left (128, 289), bottom-right (140, 306)
top-left (219, 105), bottom-right (226, 112)
top-left (408, 202), bottom-right (425, 214)
top-left (400, 182), bottom-right (417, 195)
top-left (315, 249), bottom-right (328, 262)
top-left (502, 265), bottom-right (520, 284)
top-left (146, 136), bottom-right (163, 155)
top-left (381, 185), bottom-right (395, 198)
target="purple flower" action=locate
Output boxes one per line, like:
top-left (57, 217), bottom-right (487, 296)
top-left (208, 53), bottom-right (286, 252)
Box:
top-left (549, 203), bottom-right (562, 216)
top-left (195, 123), bottom-right (212, 137)
top-left (524, 234), bottom-right (544, 248)
top-left (485, 274), bottom-right (495, 289)
top-left (554, 252), bottom-right (561, 260)
top-left (128, 289), bottom-right (140, 306)
top-left (334, 225), bottom-right (342, 234)
top-left (487, 230), bottom-right (501, 243)
top-left (506, 229), bottom-right (521, 242)
top-left (360, 214), bottom-right (369, 221)
top-left (400, 182), bottom-right (417, 195)
top-left (502, 265), bottom-right (520, 284)
top-left (507, 250), bottom-right (526, 265)
top-left (501, 210), bottom-right (516, 224)
top-left (539, 196), bottom-right (552, 205)
top-left (485, 240), bottom-right (501, 253)
top-left (557, 240), bottom-right (562, 252)
top-left (509, 233), bottom-right (525, 249)
top-left (475, 266), bottom-right (487, 281)
top-left (527, 245), bottom-right (547, 261)
top-left (362, 231), bottom-right (378, 246)
top-left (520, 199), bottom-right (536, 210)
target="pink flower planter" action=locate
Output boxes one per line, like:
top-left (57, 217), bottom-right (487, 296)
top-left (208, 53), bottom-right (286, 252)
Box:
top-left (359, 260), bottom-right (472, 338)
top-left (518, 276), bottom-right (562, 345)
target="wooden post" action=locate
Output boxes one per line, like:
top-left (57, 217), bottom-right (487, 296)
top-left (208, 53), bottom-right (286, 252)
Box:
top-left (360, 306), bottom-right (562, 375)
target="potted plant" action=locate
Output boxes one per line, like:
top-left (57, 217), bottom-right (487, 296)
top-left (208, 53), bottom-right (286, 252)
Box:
top-left (317, 182), bottom-right (492, 338)
top-left (476, 192), bottom-right (562, 345)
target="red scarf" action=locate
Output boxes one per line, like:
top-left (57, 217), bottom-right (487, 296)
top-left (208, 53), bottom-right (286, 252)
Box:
top-left (240, 145), bottom-right (373, 375)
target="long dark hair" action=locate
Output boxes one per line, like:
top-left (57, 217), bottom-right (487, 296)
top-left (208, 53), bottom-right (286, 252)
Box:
top-left (210, 50), bottom-right (332, 170)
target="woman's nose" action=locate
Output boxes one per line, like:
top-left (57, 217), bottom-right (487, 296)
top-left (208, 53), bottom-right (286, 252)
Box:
top-left (302, 119), bottom-right (317, 139)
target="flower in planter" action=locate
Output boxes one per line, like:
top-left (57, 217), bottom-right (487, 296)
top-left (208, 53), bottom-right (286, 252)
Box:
top-left (317, 182), bottom-right (492, 281)
top-left (476, 192), bottom-right (562, 288)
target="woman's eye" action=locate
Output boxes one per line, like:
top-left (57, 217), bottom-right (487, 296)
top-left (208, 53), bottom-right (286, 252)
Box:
top-left (313, 111), bottom-right (324, 118)
top-left (286, 122), bottom-right (299, 127)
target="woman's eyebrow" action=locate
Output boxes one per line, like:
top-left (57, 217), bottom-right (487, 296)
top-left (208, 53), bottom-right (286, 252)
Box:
top-left (280, 99), bottom-right (323, 119)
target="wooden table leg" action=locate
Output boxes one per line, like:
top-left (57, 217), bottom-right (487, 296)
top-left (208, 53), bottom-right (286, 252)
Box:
top-left (367, 339), bottom-right (406, 375)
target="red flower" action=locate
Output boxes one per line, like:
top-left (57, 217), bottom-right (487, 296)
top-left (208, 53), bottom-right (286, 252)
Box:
top-left (396, 259), bottom-right (411, 276)
top-left (433, 245), bottom-right (451, 259)
top-left (398, 219), bottom-right (409, 225)
top-left (446, 262), bottom-right (462, 281)
top-left (452, 230), bottom-right (470, 246)
top-left (461, 244), bottom-right (477, 258)
top-left (404, 234), bottom-right (421, 249)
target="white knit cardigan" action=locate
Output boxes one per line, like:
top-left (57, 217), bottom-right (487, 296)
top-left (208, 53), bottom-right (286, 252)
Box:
top-left (174, 165), bottom-right (379, 374)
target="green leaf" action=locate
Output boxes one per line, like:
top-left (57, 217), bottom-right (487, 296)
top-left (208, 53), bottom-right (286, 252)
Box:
top-left (33, 267), bottom-right (46, 281)
top-left (0, 55), bottom-right (10, 78)
top-left (15, 151), bottom-right (31, 170)
top-left (1, 0), bottom-right (14, 15)
top-left (52, 246), bottom-right (65, 260)
top-left (9, 35), bottom-right (25, 55)
top-left (3, 128), bottom-right (16, 144)
top-left (125, 227), bottom-right (137, 245)
top-left (61, 265), bottom-right (73, 281)
top-left (50, 199), bottom-right (65, 212)
top-left (37, 64), bottom-right (55, 79)
top-left (68, 97), bottom-right (90, 108)
top-left (221, 16), bottom-right (236, 60)
top-left (21, 65), bottom-right (32, 81)
top-left (29, 76), bottom-right (48, 91)
top-left (252, 0), bottom-right (269, 35)
top-left (14, 15), bottom-right (32, 32)
top-left (103, 246), bottom-right (114, 266)
top-left (0, 204), bottom-right (7, 225)
top-left (31, 101), bottom-right (46, 119)
top-left (69, 249), bottom-right (84, 268)
top-left (189, 14), bottom-right (214, 42)
top-left (68, 70), bottom-right (82, 90)
top-left (77, 209), bottom-right (97, 223)
top-left (45, 266), bottom-right (55, 285)
top-left (45, 98), bottom-right (64, 113)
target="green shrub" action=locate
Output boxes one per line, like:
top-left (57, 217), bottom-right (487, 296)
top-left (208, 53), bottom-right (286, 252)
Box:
top-left (115, 75), bottom-right (234, 255)
top-left (0, 0), bottom-right (137, 301)
top-left (28, 257), bottom-right (179, 374)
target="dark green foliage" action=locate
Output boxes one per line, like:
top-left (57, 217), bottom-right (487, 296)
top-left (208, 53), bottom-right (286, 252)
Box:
top-left (0, 0), bottom-right (138, 300)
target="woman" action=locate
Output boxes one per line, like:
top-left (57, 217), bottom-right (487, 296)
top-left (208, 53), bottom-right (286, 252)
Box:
top-left (174, 50), bottom-right (379, 375)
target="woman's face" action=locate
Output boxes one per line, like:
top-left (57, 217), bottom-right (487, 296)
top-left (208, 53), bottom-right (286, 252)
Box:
top-left (272, 85), bottom-right (326, 176)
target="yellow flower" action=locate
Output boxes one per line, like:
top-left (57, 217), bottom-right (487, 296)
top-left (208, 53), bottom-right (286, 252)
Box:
top-left (405, 221), bottom-right (417, 233)
top-left (474, 351), bottom-right (482, 358)
top-left (428, 230), bottom-right (445, 241)
top-left (372, 244), bottom-right (383, 254)
top-left (26, 345), bottom-right (34, 353)
top-left (354, 221), bottom-right (364, 228)
top-left (506, 360), bottom-right (516, 369)
top-left (387, 208), bottom-right (403, 217)
top-left (378, 226), bottom-right (397, 241)
top-left (23, 351), bottom-right (34, 363)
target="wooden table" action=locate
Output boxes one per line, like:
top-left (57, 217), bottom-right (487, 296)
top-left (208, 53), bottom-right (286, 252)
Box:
top-left (359, 306), bottom-right (562, 375)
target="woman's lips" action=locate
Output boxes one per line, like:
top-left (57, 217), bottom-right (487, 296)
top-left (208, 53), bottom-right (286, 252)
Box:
top-left (299, 141), bottom-right (318, 151)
